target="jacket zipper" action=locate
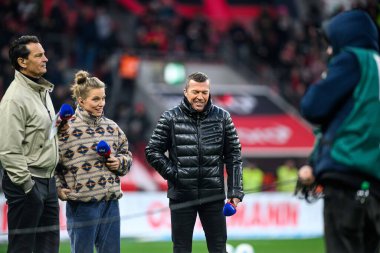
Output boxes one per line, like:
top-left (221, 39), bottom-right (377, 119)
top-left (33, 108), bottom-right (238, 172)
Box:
top-left (40, 91), bottom-right (52, 121)
top-left (196, 115), bottom-right (201, 201)
top-left (40, 91), bottom-right (57, 177)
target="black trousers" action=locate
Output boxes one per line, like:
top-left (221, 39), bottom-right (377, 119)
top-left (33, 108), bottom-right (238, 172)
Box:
top-left (2, 173), bottom-right (60, 253)
top-left (170, 199), bottom-right (227, 253)
top-left (323, 185), bottom-right (380, 253)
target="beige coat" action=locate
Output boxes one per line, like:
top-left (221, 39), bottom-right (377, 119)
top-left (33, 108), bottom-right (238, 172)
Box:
top-left (0, 71), bottom-right (59, 193)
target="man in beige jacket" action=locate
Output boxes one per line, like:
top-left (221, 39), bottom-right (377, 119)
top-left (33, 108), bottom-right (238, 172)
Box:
top-left (0, 35), bottom-right (60, 253)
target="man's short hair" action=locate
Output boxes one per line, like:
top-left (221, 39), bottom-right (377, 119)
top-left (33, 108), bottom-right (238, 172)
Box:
top-left (185, 72), bottom-right (209, 89)
top-left (9, 35), bottom-right (40, 71)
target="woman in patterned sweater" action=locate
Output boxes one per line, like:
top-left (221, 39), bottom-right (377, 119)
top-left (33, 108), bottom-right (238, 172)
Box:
top-left (55, 70), bottom-right (132, 253)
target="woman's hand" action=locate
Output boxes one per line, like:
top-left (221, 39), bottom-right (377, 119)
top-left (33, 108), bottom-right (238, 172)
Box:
top-left (57, 187), bottom-right (71, 201)
top-left (105, 155), bottom-right (120, 171)
top-left (56, 116), bottom-right (75, 133)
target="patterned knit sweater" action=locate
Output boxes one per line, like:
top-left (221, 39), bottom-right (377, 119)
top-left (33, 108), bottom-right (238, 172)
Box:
top-left (55, 107), bottom-right (132, 202)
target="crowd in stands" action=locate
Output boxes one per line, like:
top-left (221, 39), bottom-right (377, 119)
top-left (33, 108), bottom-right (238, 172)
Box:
top-left (1, 0), bottom-right (378, 106)
top-left (135, 0), bottom-right (221, 59)
top-left (0, 0), bottom-right (378, 191)
top-left (227, 0), bottom-right (379, 107)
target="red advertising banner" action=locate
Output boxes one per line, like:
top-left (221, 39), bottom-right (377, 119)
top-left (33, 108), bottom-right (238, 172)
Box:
top-left (233, 115), bottom-right (315, 157)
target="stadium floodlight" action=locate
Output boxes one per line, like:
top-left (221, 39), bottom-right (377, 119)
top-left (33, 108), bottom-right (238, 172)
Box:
top-left (164, 62), bottom-right (186, 86)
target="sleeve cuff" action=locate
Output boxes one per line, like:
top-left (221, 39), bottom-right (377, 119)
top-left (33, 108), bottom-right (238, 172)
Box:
top-left (22, 179), bottom-right (35, 193)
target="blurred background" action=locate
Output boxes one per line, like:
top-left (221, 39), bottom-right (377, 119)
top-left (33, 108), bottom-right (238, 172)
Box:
top-left (0, 0), bottom-right (378, 252)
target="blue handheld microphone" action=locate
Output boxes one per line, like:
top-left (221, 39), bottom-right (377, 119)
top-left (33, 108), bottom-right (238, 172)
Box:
top-left (59, 104), bottom-right (74, 128)
top-left (96, 140), bottom-right (111, 159)
top-left (223, 201), bottom-right (237, 216)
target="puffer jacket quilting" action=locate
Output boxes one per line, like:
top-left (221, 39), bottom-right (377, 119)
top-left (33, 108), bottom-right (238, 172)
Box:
top-left (146, 98), bottom-right (244, 202)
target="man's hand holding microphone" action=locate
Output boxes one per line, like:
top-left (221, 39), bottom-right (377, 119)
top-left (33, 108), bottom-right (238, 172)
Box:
top-left (223, 198), bottom-right (241, 216)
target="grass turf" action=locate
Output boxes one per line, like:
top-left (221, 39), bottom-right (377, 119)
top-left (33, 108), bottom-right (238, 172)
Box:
top-left (0, 238), bottom-right (324, 253)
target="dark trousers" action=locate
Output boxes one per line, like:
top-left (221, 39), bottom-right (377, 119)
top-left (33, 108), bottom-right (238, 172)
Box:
top-left (170, 199), bottom-right (227, 253)
top-left (2, 173), bottom-right (60, 253)
top-left (323, 185), bottom-right (380, 253)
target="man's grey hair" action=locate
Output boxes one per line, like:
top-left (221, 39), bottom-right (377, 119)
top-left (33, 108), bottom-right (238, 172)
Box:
top-left (185, 72), bottom-right (209, 89)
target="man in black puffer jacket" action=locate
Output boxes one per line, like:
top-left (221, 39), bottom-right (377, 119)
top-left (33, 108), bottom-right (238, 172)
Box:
top-left (146, 72), bottom-right (244, 253)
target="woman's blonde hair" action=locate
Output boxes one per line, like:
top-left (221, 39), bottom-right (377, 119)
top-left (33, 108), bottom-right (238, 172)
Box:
top-left (70, 70), bottom-right (106, 100)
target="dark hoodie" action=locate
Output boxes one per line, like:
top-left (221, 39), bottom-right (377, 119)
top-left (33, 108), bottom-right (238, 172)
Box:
top-left (300, 10), bottom-right (380, 190)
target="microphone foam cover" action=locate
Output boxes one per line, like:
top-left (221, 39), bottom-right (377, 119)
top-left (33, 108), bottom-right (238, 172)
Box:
top-left (59, 104), bottom-right (74, 121)
top-left (223, 202), bottom-right (237, 216)
top-left (96, 140), bottom-right (111, 157)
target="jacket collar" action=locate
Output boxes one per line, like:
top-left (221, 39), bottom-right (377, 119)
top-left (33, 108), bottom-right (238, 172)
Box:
top-left (15, 70), bottom-right (54, 92)
top-left (75, 106), bottom-right (103, 127)
top-left (179, 95), bottom-right (213, 119)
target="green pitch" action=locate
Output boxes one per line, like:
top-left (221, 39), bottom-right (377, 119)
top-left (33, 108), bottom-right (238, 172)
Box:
top-left (0, 237), bottom-right (324, 253)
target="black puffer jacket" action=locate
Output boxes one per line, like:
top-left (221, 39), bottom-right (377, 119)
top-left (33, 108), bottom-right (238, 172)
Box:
top-left (146, 97), bottom-right (244, 202)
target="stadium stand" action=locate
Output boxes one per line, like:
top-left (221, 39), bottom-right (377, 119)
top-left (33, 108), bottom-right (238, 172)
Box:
top-left (0, 0), bottom-right (378, 192)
